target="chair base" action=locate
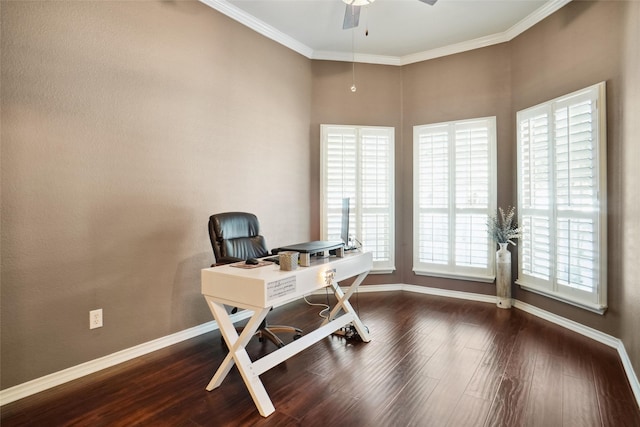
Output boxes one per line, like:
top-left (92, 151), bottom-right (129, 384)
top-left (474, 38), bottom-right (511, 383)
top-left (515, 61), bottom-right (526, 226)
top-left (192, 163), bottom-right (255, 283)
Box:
top-left (256, 325), bottom-right (303, 348)
top-left (223, 324), bottom-right (303, 349)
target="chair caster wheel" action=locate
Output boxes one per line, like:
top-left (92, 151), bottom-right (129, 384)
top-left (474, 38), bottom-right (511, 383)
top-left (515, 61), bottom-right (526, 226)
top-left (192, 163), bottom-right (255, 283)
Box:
top-left (278, 342), bottom-right (285, 348)
top-left (293, 334), bottom-right (302, 340)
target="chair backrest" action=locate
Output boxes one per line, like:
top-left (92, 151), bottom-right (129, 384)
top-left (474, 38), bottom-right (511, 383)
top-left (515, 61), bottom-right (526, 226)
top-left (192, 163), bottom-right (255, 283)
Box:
top-left (208, 212), bottom-right (269, 264)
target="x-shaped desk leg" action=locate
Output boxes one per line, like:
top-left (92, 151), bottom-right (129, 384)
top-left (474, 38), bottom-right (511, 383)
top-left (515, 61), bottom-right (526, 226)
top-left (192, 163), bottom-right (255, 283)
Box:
top-left (204, 297), bottom-right (275, 416)
top-left (321, 271), bottom-right (371, 342)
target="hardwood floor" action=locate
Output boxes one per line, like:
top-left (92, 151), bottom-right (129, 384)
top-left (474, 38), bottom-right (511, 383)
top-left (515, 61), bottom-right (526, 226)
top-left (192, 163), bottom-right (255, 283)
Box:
top-left (2, 291), bottom-right (639, 426)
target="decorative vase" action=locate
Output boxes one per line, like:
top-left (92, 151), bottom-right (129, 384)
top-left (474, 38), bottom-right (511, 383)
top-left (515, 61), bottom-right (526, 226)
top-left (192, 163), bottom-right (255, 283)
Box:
top-left (496, 242), bottom-right (512, 309)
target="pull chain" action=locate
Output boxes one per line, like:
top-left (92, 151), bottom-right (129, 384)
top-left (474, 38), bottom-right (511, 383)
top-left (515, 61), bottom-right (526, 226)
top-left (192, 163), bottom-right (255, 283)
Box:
top-left (351, 24), bottom-right (357, 92)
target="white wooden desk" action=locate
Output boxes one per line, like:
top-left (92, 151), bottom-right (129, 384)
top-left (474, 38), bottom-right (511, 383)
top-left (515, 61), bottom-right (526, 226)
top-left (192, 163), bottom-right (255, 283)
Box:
top-left (201, 251), bottom-right (372, 417)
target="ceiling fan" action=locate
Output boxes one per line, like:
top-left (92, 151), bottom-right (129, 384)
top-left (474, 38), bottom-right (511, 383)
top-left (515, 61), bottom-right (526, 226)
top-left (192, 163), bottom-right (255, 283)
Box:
top-left (342, 0), bottom-right (438, 30)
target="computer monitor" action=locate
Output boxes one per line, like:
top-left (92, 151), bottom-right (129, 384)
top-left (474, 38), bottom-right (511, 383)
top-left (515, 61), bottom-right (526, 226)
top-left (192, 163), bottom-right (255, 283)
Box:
top-left (341, 197), bottom-right (351, 249)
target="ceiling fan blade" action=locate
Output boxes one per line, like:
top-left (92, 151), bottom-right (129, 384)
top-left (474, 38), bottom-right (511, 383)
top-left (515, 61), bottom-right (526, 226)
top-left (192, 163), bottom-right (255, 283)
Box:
top-left (343, 5), bottom-right (361, 29)
top-left (419, 0), bottom-right (438, 5)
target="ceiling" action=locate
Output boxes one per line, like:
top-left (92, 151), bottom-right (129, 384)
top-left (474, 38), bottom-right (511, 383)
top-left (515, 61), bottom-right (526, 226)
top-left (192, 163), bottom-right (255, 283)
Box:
top-left (200, 0), bottom-right (571, 66)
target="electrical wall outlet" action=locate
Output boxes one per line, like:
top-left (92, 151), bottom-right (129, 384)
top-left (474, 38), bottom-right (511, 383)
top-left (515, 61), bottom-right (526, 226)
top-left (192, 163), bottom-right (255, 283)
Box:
top-left (90, 309), bottom-right (103, 329)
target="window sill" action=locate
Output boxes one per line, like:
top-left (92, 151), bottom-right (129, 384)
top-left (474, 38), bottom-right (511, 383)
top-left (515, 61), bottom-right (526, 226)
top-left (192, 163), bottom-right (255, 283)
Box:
top-left (371, 267), bottom-right (396, 275)
top-left (516, 281), bottom-right (607, 315)
top-left (413, 269), bottom-right (495, 284)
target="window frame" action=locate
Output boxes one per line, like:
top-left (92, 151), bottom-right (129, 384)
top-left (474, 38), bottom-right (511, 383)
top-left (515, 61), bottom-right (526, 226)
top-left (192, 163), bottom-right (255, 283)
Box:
top-left (516, 82), bottom-right (607, 314)
top-left (320, 124), bottom-right (395, 273)
top-left (413, 116), bottom-right (497, 282)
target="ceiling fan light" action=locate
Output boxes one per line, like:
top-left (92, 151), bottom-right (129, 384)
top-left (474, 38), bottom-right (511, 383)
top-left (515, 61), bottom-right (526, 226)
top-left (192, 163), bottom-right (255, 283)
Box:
top-left (342, 0), bottom-right (375, 6)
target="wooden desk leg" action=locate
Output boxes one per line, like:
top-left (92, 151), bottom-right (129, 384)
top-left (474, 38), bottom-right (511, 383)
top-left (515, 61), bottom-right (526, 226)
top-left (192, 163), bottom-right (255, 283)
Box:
top-left (323, 272), bottom-right (371, 342)
top-left (204, 298), bottom-right (276, 417)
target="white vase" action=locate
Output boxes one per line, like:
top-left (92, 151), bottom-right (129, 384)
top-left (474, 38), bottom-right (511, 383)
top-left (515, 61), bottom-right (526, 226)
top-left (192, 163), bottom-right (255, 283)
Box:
top-left (496, 242), bottom-right (512, 309)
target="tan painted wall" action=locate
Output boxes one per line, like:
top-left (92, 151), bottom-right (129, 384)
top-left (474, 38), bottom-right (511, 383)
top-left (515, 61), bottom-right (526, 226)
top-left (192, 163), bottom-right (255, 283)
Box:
top-left (620, 0), bottom-right (640, 388)
top-left (401, 43), bottom-right (513, 294)
top-left (2, 0), bottom-right (638, 390)
top-left (1, 1), bottom-right (312, 388)
top-left (509, 0), bottom-right (640, 374)
top-left (309, 61), bottom-right (403, 285)
top-left (310, 2), bottom-right (639, 377)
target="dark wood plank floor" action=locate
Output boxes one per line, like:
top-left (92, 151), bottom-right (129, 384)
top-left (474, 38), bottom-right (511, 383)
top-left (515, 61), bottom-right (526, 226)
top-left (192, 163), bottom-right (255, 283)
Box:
top-left (2, 291), bottom-right (639, 426)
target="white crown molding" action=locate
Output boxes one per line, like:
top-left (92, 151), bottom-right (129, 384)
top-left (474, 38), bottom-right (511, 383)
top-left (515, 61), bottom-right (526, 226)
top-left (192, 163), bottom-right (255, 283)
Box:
top-left (198, 0), bottom-right (314, 59)
top-left (312, 50), bottom-right (402, 66)
top-left (3, 283), bottom-right (637, 410)
top-left (200, 0), bottom-right (572, 66)
top-left (399, 31), bottom-right (509, 66)
top-left (504, 0), bottom-right (572, 41)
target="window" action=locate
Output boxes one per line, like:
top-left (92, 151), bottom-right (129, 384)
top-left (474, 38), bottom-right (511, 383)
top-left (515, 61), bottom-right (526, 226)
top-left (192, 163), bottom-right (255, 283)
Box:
top-left (320, 125), bottom-right (395, 273)
top-left (517, 82), bottom-right (607, 313)
top-left (413, 117), bottom-right (497, 281)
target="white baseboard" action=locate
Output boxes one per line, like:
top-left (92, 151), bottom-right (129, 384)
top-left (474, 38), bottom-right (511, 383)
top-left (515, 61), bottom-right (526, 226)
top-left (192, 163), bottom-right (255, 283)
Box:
top-left (618, 343), bottom-right (640, 408)
top-left (2, 284), bottom-right (638, 410)
top-left (320, 282), bottom-right (495, 304)
top-left (351, 284), bottom-right (639, 406)
top-left (399, 283), bottom-right (497, 304)
top-left (513, 299), bottom-right (640, 406)
top-left (0, 310), bottom-right (252, 407)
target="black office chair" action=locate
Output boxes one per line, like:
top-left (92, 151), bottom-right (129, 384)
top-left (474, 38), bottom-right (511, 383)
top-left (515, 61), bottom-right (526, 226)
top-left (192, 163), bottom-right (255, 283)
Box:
top-left (208, 212), bottom-right (302, 348)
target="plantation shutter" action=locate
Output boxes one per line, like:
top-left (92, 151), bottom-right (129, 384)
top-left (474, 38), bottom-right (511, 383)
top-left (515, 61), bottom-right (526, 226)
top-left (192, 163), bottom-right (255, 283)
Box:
top-left (324, 127), bottom-right (357, 242)
top-left (413, 117), bottom-right (496, 281)
top-left (519, 109), bottom-right (552, 282)
top-left (360, 128), bottom-right (393, 264)
top-left (321, 125), bottom-right (395, 272)
top-left (454, 122), bottom-right (492, 268)
top-left (517, 82), bottom-right (607, 313)
top-left (415, 125), bottom-right (449, 265)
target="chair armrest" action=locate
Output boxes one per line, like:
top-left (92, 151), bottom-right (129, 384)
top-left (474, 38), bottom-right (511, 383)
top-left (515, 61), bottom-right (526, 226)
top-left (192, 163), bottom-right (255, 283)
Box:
top-left (213, 256), bottom-right (244, 266)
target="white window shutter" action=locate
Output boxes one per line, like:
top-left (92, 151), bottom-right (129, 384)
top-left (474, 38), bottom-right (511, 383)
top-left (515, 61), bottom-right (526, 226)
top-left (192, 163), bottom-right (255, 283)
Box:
top-left (517, 82), bottom-right (607, 313)
top-left (413, 117), bottom-right (497, 282)
top-left (321, 125), bottom-right (395, 272)
top-left (324, 127), bottom-right (357, 242)
top-left (360, 129), bottom-right (393, 264)
top-left (416, 127), bottom-right (449, 265)
top-left (518, 108), bottom-right (553, 283)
